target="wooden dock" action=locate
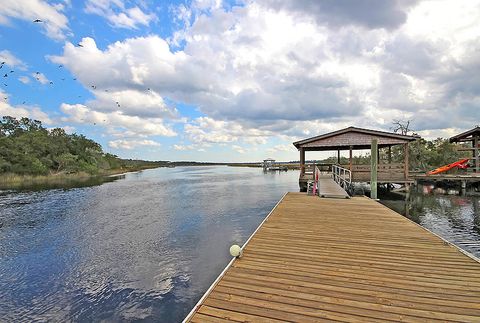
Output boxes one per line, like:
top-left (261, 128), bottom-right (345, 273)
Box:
top-left (317, 174), bottom-right (349, 198)
top-left (185, 192), bottom-right (480, 322)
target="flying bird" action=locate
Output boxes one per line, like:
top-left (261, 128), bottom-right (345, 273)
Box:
top-left (22, 101), bottom-right (26, 104)
top-left (3, 83), bottom-right (7, 87)
top-left (33, 19), bottom-right (43, 23)
top-left (49, 81), bottom-right (53, 84)
top-left (76, 43), bottom-right (83, 47)
top-left (58, 65), bottom-right (63, 68)
top-left (9, 70), bottom-right (13, 73)
top-left (35, 71), bottom-right (40, 74)
top-left (0, 62), bottom-right (4, 65)
top-left (61, 78), bottom-right (65, 81)
top-left (0, 65), bottom-right (3, 70)
top-left (3, 74), bottom-right (7, 77)
top-left (73, 78), bottom-right (77, 80)
top-left (91, 85), bottom-right (96, 89)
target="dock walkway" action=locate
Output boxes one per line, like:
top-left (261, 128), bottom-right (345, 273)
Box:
top-left (186, 193), bottom-right (480, 322)
top-left (317, 174), bottom-right (349, 198)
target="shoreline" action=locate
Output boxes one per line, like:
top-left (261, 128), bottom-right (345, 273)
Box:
top-left (0, 165), bottom-right (162, 190)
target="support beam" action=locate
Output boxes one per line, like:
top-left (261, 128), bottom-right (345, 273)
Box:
top-left (349, 146), bottom-right (353, 171)
top-left (300, 148), bottom-right (305, 175)
top-left (474, 135), bottom-right (479, 173)
top-left (371, 139), bottom-right (378, 200)
top-left (337, 150), bottom-right (341, 164)
top-left (404, 143), bottom-right (409, 180)
top-left (388, 146), bottom-right (392, 164)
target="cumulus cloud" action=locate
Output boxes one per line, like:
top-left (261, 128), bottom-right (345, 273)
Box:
top-left (51, 0), bottom-right (480, 150)
top-left (60, 103), bottom-right (176, 137)
top-left (257, 0), bottom-right (420, 30)
top-left (31, 72), bottom-right (50, 85)
top-left (85, 0), bottom-right (157, 29)
top-left (18, 76), bottom-right (30, 84)
top-left (232, 145), bottom-right (247, 154)
top-left (0, 91), bottom-right (52, 123)
top-left (0, 50), bottom-right (27, 70)
top-left (184, 117), bottom-right (271, 145)
top-left (0, 0), bottom-right (70, 40)
top-left (108, 139), bottom-right (161, 150)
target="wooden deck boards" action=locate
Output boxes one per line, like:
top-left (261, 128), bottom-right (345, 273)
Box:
top-left (186, 193), bottom-right (480, 322)
top-left (317, 175), bottom-right (349, 198)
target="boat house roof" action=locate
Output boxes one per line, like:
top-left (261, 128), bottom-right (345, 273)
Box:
top-left (449, 126), bottom-right (480, 143)
top-left (293, 126), bottom-right (419, 151)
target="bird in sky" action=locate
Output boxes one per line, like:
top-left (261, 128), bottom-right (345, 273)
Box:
top-left (49, 81), bottom-right (53, 84)
top-left (3, 83), bottom-right (7, 87)
top-left (33, 19), bottom-right (42, 23)
top-left (58, 65), bottom-right (63, 68)
top-left (9, 70), bottom-right (13, 73)
top-left (3, 74), bottom-right (7, 77)
top-left (76, 43), bottom-right (83, 47)
top-left (0, 65), bottom-right (3, 70)
top-left (35, 71), bottom-right (40, 74)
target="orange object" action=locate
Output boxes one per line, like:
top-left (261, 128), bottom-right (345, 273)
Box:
top-left (427, 158), bottom-right (470, 175)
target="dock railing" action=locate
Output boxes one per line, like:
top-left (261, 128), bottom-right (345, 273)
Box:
top-left (332, 164), bottom-right (352, 190)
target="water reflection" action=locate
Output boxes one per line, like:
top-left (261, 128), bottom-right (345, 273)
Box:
top-left (380, 186), bottom-right (480, 258)
top-left (0, 166), bottom-right (299, 322)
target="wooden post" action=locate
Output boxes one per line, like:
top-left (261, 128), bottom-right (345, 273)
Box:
top-left (349, 146), bottom-right (353, 171)
top-left (300, 148), bottom-right (305, 176)
top-left (404, 143), bottom-right (409, 180)
top-left (337, 150), bottom-right (341, 165)
top-left (474, 135), bottom-right (479, 173)
top-left (371, 139), bottom-right (378, 199)
top-left (388, 146), bottom-right (392, 164)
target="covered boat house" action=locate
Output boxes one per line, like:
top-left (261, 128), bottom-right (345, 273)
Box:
top-left (293, 127), bottom-right (419, 191)
top-left (449, 126), bottom-right (480, 173)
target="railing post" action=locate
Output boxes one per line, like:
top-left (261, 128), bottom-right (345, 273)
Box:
top-left (371, 139), bottom-right (378, 199)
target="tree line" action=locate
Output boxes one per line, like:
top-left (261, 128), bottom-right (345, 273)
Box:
top-left (0, 116), bottom-right (166, 176)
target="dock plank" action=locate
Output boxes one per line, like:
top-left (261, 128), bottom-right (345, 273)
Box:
top-left (317, 175), bottom-right (350, 198)
top-left (186, 193), bottom-right (480, 322)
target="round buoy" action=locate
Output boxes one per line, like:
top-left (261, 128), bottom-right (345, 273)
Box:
top-left (229, 244), bottom-right (242, 258)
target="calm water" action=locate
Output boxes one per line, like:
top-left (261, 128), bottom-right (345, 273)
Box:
top-left (1, 167), bottom-right (480, 322)
top-left (380, 187), bottom-right (480, 258)
top-left (0, 166), bottom-right (298, 322)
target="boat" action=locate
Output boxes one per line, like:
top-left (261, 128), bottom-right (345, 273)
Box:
top-left (427, 158), bottom-right (470, 175)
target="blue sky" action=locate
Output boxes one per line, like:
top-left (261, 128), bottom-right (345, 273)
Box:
top-left (1, 0), bottom-right (479, 162)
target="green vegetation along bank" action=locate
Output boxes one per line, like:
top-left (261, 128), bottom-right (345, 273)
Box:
top-left (0, 116), bottom-right (169, 188)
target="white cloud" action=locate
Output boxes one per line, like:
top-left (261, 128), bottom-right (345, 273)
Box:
top-left (31, 72), bottom-right (50, 85)
top-left (0, 50), bottom-right (27, 70)
top-left (232, 145), bottom-right (246, 154)
top-left (51, 0), bottom-right (480, 156)
top-left (184, 117), bottom-right (271, 145)
top-left (0, 0), bottom-right (70, 40)
top-left (60, 103), bottom-right (177, 137)
top-left (108, 139), bottom-right (161, 150)
top-left (18, 76), bottom-right (30, 84)
top-left (173, 144), bottom-right (200, 151)
top-left (267, 144), bottom-right (296, 153)
top-left (85, 0), bottom-right (157, 29)
top-left (0, 91), bottom-right (52, 123)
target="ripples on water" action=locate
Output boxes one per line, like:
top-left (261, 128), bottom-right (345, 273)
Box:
top-left (0, 166), bottom-right (299, 322)
top-left (2, 168), bottom-right (480, 322)
top-left (380, 187), bottom-right (480, 258)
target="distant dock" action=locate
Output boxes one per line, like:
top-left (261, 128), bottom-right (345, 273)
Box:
top-left (185, 192), bottom-right (480, 322)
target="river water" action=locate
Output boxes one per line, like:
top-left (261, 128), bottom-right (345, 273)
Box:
top-left (0, 166), bottom-right (479, 322)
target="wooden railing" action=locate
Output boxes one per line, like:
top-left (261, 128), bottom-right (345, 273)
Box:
top-left (341, 163), bottom-right (407, 182)
top-left (332, 164), bottom-right (352, 190)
